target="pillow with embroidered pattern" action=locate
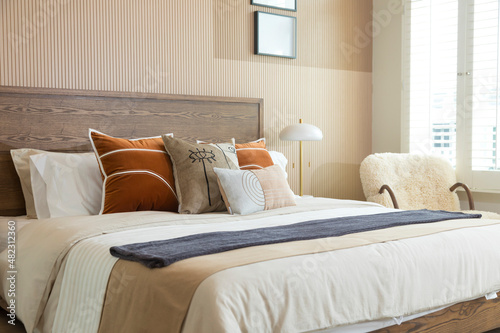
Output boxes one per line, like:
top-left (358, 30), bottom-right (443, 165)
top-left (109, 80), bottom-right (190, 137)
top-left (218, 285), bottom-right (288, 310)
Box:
top-left (196, 140), bottom-right (239, 169)
top-left (162, 136), bottom-right (237, 214)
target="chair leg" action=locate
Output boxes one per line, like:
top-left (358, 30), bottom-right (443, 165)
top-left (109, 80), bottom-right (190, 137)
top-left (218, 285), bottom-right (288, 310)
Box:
top-left (379, 185), bottom-right (399, 209)
top-left (450, 183), bottom-right (475, 210)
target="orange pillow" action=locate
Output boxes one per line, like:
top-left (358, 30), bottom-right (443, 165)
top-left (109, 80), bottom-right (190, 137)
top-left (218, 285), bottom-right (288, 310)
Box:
top-left (89, 129), bottom-right (178, 214)
top-left (235, 139), bottom-right (274, 170)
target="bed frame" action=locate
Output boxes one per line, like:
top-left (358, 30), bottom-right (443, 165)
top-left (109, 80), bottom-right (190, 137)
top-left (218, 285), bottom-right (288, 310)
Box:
top-left (0, 86), bottom-right (498, 333)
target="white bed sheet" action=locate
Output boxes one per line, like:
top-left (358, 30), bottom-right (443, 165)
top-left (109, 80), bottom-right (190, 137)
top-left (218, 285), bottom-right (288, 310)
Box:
top-left (1, 198), bottom-right (500, 333)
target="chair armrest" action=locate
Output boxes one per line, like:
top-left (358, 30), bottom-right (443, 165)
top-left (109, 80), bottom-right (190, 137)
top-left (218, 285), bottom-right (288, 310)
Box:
top-left (450, 183), bottom-right (475, 210)
top-left (378, 185), bottom-right (399, 209)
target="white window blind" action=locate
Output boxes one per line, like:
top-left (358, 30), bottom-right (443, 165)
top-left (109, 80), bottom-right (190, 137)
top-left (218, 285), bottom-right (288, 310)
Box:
top-left (469, 0), bottom-right (499, 172)
top-left (405, 0), bottom-right (458, 164)
top-left (403, 0), bottom-right (500, 191)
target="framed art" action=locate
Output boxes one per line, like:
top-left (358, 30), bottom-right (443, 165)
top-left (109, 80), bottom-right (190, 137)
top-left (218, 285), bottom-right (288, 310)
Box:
top-left (254, 11), bottom-right (297, 59)
top-left (251, 0), bottom-right (297, 12)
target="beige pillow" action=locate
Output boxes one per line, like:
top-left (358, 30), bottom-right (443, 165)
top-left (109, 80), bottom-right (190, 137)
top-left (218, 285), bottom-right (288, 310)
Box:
top-left (10, 148), bottom-right (45, 218)
top-left (196, 140), bottom-right (239, 169)
top-left (162, 136), bottom-right (237, 214)
top-left (214, 165), bottom-right (296, 215)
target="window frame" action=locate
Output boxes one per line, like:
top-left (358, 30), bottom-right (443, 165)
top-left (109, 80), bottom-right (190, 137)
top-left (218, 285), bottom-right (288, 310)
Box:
top-left (401, 0), bottom-right (500, 192)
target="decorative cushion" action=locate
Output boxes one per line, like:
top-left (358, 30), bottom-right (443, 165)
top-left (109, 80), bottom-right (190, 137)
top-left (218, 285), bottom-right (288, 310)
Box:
top-left (30, 152), bottom-right (102, 218)
top-left (214, 164), bottom-right (296, 215)
top-left (89, 129), bottom-right (178, 214)
top-left (162, 136), bottom-right (237, 214)
top-left (235, 138), bottom-right (274, 170)
top-left (10, 148), bottom-right (45, 218)
top-left (196, 140), bottom-right (239, 169)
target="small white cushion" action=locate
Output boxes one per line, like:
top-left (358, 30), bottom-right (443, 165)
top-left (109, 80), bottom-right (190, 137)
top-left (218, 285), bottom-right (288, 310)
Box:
top-left (30, 152), bottom-right (103, 218)
top-left (214, 164), bottom-right (295, 215)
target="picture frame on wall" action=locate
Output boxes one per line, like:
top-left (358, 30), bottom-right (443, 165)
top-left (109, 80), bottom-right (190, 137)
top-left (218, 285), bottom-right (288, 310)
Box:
top-left (251, 0), bottom-right (296, 12)
top-left (254, 11), bottom-right (297, 59)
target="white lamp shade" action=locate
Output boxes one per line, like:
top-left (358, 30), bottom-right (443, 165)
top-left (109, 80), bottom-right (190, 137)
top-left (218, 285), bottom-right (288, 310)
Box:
top-left (279, 123), bottom-right (323, 141)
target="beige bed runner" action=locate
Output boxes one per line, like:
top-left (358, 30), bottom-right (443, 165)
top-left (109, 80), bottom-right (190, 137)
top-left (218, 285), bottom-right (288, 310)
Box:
top-left (98, 217), bottom-right (500, 333)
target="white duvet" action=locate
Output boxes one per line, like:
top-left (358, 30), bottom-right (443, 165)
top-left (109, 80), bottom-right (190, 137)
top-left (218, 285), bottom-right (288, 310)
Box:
top-left (1, 197), bottom-right (500, 333)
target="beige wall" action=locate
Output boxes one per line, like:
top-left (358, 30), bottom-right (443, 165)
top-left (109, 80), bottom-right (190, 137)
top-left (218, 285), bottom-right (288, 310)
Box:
top-left (0, 0), bottom-right (373, 200)
top-left (372, 0), bottom-right (402, 154)
top-left (372, 0), bottom-right (500, 213)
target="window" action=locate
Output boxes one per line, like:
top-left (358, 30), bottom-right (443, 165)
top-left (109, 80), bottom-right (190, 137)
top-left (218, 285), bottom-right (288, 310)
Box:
top-left (403, 0), bottom-right (500, 191)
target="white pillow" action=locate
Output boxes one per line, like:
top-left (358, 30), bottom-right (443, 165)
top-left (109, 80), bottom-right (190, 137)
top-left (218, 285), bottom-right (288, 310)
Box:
top-left (29, 152), bottom-right (103, 218)
top-left (268, 151), bottom-right (288, 179)
top-left (10, 148), bottom-right (46, 218)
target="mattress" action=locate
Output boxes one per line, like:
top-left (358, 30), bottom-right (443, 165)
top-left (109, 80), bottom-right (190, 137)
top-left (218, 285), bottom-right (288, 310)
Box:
top-left (1, 197), bottom-right (500, 333)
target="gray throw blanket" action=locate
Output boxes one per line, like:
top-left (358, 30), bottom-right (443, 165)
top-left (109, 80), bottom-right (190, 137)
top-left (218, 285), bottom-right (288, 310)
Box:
top-left (110, 210), bottom-right (481, 268)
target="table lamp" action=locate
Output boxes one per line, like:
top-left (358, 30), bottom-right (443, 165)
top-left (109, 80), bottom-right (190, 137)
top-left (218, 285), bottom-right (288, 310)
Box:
top-left (279, 119), bottom-right (323, 196)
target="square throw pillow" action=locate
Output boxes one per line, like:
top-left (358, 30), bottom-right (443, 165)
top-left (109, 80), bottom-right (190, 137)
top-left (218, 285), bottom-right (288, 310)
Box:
top-left (30, 152), bottom-right (103, 218)
top-left (214, 164), bottom-right (296, 215)
top-left (235, 138), bottom-right (274, 170)
top-left (196, 140), bottom-right (239, 169)
top-left (89, 129), bottom-right (178, 214)
top-left (162, 136), bottom-right (237, 214)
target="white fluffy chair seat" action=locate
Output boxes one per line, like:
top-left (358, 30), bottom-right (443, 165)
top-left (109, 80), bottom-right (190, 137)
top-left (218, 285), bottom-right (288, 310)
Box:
top-left (360, 153), bottom-right (500, 219)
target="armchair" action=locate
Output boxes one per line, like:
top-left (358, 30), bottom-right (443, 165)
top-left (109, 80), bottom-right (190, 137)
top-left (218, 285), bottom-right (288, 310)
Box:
top-left (360, 153), bottom-right (499, 219)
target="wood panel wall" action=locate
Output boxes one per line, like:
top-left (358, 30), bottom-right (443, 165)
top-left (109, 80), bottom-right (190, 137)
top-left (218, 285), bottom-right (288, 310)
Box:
top-left (0, 0), bottom-right (372, 200)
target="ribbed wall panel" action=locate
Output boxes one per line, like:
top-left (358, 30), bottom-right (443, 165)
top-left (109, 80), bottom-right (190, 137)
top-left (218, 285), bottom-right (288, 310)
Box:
top-left (0, 0), bottom-right (372, 200)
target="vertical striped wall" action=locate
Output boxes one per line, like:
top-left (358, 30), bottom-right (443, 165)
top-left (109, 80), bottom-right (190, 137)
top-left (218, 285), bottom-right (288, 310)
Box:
top-left (0, 0), bottom-right (372, 200)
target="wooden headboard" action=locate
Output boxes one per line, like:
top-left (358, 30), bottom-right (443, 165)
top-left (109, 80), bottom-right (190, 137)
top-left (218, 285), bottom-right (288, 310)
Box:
top-left (0, 86), bottom-right (263, 216)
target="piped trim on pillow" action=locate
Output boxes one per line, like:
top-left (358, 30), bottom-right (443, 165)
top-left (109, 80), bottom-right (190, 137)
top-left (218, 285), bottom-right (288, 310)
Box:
top-left (236, 147), bottom-right (268, 151)
top-left (100, 148), bottom-right (168, 158)
top-left (107, 170), bottom-right (178, 200)
top-left (235, 139), bottom-right (274, 170)
top-left (240, 164), bottom-right (264, 169)
top-left (89, 129), bottom-right (177, 214)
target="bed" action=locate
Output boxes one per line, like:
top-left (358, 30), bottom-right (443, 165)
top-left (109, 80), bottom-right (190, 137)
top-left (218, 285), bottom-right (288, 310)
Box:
top-left (0, 86), bottom-right (500, 333)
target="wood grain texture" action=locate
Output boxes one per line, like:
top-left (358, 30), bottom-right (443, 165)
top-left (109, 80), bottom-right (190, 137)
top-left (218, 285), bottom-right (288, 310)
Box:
top-left (0, 154), bottom-right (24, 216)
top-left (375, 293), bottom-right (500, 333)
top-left (0, 86), bottom-right (263, 216)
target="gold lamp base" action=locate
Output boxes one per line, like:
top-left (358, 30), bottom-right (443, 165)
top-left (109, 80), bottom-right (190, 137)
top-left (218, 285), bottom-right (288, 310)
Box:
top-left (279, 118), bottom-right (323, 197)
